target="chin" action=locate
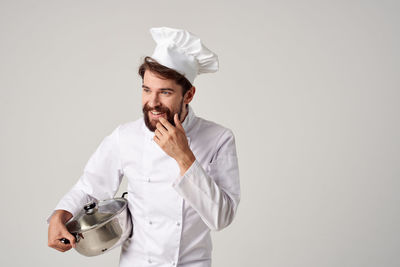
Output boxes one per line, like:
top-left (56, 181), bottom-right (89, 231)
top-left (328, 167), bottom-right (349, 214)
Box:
top-left (150, 118), bottom-right (159, 125)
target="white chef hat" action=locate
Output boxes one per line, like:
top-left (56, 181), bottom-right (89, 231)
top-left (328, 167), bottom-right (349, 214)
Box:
top-left (150, 27), bottom-right (219, 84)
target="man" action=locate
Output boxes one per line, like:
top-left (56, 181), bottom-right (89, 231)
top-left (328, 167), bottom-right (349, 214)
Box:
top-left (48, 27), bottom-right (241, 267)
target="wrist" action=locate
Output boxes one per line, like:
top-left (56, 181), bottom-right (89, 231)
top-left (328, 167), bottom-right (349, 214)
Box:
top-left (177, 151), bottom-right (196, 176)
top-left (51, 210), bottom-right (73, 224)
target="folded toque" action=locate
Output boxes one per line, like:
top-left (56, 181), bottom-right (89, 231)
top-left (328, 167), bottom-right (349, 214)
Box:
top-left (150, 27), bottom-right (219, 84)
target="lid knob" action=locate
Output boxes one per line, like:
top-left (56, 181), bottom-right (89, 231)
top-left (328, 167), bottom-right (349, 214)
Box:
top-left (83, 201), bottom-right (97, 215)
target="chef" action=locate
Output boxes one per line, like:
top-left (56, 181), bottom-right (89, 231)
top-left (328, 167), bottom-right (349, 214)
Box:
top-left (47, 26), bottom-right (241, 267)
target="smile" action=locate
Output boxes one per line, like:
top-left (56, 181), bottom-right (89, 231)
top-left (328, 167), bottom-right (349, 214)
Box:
top-left (150, 111), bottom-right (166, 119)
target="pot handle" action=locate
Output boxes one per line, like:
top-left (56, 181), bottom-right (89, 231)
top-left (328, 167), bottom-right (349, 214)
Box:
top-left (122, 192), bottom-right (128, 198)
top-left (60, 233), bottom-right (79, 245)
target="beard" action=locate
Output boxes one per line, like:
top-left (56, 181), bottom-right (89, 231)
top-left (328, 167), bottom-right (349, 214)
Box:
top-left (143, 100), bottom-right (184, 132)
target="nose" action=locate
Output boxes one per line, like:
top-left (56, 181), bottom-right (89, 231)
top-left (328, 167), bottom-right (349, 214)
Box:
top-left (148, 92), bottom-right (160, 107)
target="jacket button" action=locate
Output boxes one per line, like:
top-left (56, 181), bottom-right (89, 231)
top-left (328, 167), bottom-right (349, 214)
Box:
top-left (176, 222), bottom-right (180, 226)
top-left (148, 259), bottom-right (152, 263)
top-left (149, 221), bottom-right (153, 225)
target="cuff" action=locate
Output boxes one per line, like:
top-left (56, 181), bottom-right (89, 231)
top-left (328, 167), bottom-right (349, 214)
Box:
top-left (172, 159), bottom-right (198, 188)
top-left (46, 200), bottom-right (85, 224)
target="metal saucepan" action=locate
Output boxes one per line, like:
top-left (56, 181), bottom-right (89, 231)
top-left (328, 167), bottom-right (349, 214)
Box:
top-left (60, 192), bottom-right (132, 257)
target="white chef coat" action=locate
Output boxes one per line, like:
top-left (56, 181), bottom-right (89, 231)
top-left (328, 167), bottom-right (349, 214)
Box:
top-left (50, 105), bottom-right (241, 267)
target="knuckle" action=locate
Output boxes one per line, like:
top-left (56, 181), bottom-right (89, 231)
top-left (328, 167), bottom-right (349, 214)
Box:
top-left (60, 245), bottom-right (70, 252)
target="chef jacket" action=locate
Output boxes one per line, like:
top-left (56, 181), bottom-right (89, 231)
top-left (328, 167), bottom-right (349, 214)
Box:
top-left (50, 105), bottom-right (241, 267)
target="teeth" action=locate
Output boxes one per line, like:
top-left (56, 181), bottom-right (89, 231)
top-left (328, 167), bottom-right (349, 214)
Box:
top-left (151, 111), bottom-right (163, 115)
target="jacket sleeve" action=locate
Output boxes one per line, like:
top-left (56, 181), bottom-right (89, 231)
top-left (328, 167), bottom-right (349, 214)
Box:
top-left (47, 126), bottom-right (124, 222)
top-left (172, 129), bottom-right (241, 231)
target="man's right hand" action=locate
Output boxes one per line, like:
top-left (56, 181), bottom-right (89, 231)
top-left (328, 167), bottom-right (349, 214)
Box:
top-left (48, 210), bottom-right (76, 252)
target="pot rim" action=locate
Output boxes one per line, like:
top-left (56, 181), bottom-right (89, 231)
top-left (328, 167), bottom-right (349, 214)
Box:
top-left (67, 197), bottom-right (129, 234)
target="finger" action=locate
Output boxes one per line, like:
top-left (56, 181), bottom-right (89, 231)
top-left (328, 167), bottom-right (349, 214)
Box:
top-left (54, 247), bottom-right (66, 252)
top-left (54, 242), bottom-right (72, 252)
top-left (158, 117), bottom-right (174, 132)
top-left (65, 232), bottom-right (76, 248)
top-left (54, 238), bottom-right (74, 250)
top-left (174, 113), bottom-right (184, 131)
top-left (49, 238), bottom-right (72, 251)
top-left (153, 135), bottom-right (160, 143)
top-left (155, 129), bottom-right (163, 138)
top-left (60, 228), bottom-right (77, 248)
top-left (59, 241), bottom-right (73, 251)
top-left (156, 123), bottom-right (167, 135)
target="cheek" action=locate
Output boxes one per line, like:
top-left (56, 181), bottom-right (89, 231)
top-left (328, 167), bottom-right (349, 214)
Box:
top-left (142, 94), bottom-right (149, 106)
top-left (159, 98), bottom-right (173, 108)
top-left (167, 96), bottom-right (183, 108)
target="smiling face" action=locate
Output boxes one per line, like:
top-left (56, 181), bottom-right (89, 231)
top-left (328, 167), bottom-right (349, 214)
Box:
top-left (142, 70), bottom-right (195, 132)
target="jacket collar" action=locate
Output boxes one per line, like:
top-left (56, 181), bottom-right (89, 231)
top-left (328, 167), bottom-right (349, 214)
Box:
top-left (141, 105), bottom-right (196, 140)
top-left (181, 105), bottom-right (196, 133)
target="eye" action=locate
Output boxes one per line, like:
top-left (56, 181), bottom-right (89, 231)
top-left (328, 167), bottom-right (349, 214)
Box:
top-left (161, 91), bottom-right (171, 95)
top-left (143, 88), bottom-right (150, 93)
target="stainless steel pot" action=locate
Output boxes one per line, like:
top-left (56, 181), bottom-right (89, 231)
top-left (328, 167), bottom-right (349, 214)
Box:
top-left (60, 192), bottom-right (132, 257)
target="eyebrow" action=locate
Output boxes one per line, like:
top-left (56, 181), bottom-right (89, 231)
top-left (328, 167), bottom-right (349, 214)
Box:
top-left (142, 85), bottom-right (175, 92)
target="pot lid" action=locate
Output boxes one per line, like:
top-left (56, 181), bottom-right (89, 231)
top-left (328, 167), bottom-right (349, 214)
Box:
top-left (66, 197), bottom-right (127, 233)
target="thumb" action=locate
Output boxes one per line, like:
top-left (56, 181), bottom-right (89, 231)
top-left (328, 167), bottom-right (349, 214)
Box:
top-left (174, 113), bottom-right (184, 131)
top-left (62, 228), bottom-right (77, 248)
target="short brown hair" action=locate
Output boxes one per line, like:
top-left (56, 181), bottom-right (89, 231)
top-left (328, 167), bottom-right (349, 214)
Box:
top-left (138, 56), bottom-right (193, 96)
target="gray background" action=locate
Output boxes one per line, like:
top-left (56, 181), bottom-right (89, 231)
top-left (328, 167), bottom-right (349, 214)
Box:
top-left (1, 0), bottom-right (399, 266)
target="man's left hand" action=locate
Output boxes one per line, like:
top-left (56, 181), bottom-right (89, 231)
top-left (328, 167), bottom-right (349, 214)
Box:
top-left (154, 114), bottom-right (195, 175)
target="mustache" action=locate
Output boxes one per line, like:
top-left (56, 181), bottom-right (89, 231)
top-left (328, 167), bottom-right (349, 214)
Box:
top-left (142, 103), bottom-right (171, 113)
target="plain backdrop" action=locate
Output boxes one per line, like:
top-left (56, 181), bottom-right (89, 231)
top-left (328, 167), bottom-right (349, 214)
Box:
top-left (1, 0), bottom-right (399, 266)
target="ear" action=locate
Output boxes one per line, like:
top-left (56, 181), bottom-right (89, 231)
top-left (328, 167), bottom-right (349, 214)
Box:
top-left (183, 86), bottom-right (196, 105)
